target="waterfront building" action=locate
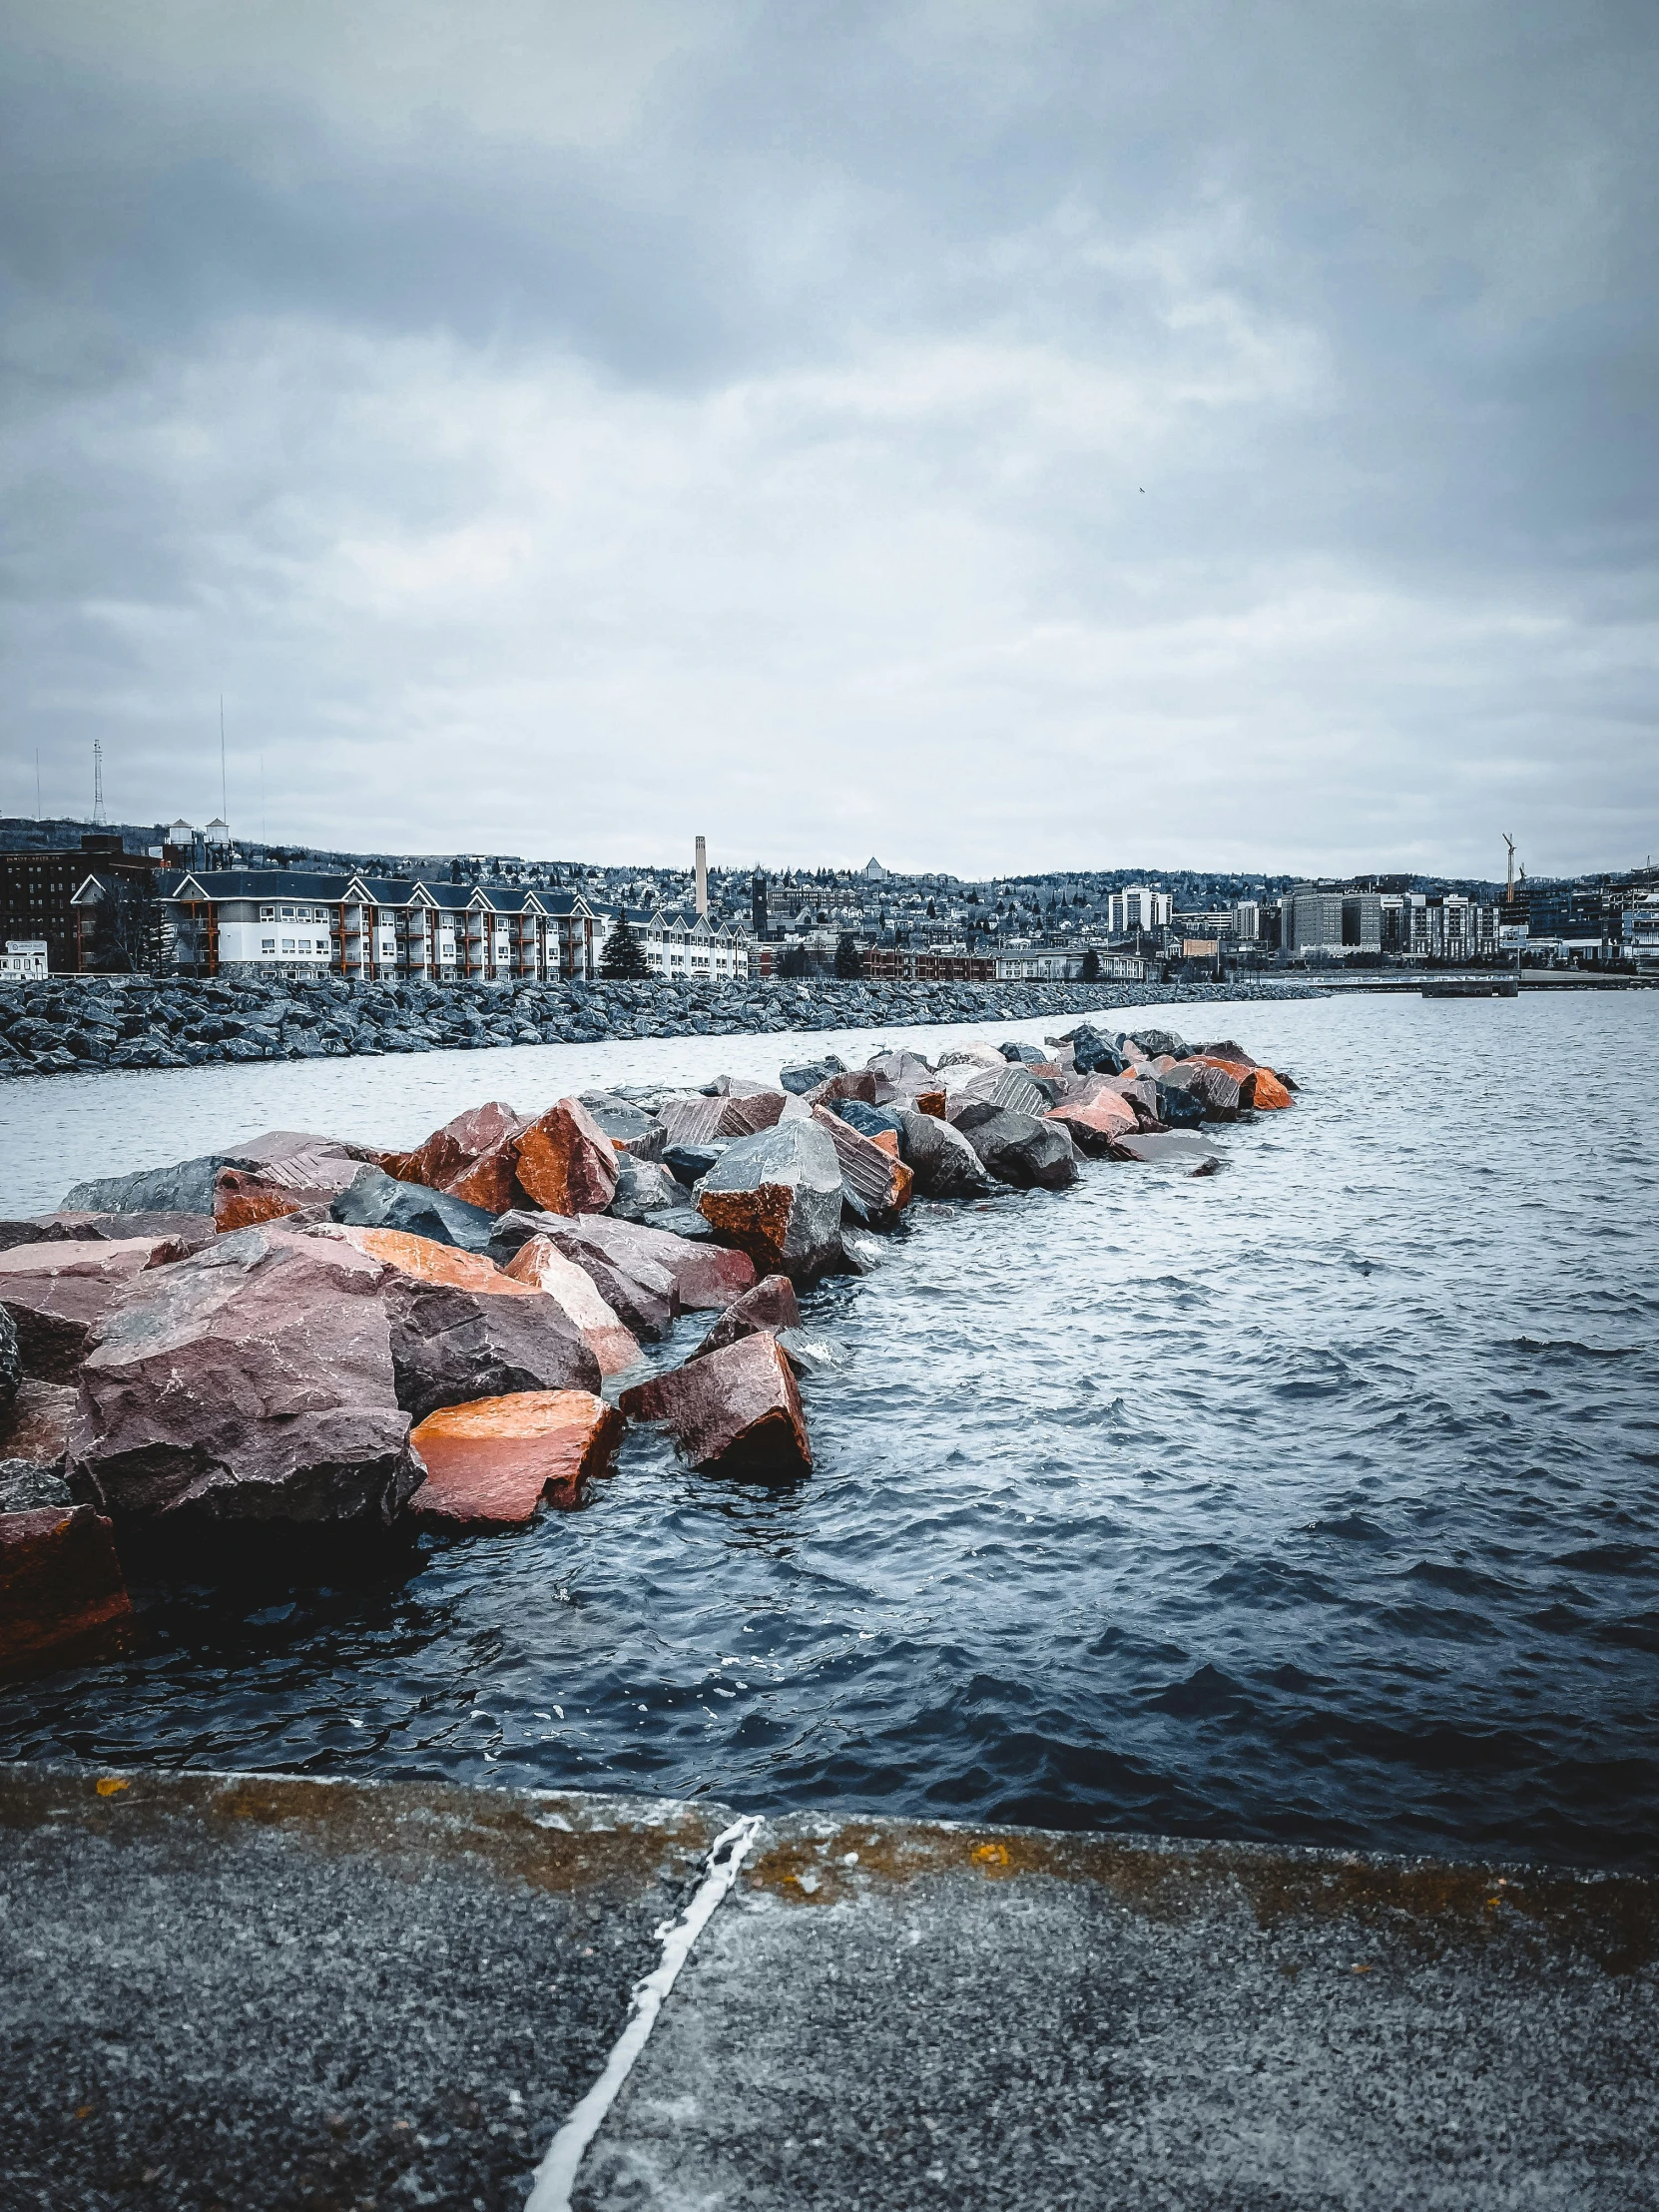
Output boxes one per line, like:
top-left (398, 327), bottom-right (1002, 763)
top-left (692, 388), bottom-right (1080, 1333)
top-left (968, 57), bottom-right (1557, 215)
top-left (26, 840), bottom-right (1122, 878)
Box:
top-left (152, 865), bottom-right (623, 983)
top-left (617, 903), bottom-right (753, 982)
top-left (1, 939), bottom-right (48, 981)
top-left (1, 833), bottom-right (160, 973)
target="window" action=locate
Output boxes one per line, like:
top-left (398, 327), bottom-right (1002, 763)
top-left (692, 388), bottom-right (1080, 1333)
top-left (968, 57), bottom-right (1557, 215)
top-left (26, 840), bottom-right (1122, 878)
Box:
top-left (261, 905), bottom-right (275, 921)
top-left (280, 939), bottom-right (294, 953)
top-left (262, 938), bottom-right (276, 953)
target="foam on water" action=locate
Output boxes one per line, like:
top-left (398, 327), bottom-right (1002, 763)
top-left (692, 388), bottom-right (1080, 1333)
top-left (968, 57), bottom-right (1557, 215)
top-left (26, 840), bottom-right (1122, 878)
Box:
top-left (3, 990), bottom-right (1656, 1871)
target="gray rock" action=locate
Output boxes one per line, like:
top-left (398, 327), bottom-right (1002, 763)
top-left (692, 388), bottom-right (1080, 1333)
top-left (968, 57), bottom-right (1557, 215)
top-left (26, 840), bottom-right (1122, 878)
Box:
top-left (895, 1109), bottom-right (993, 1199)
top-left (609, 1157), bottom-right (686, 1223)
top-left (695, 1120), bottom-right (844, 1284)
top-left (0, 1305), bottom-right (18, 1405)
top-left (382, 1274), bottom-right (600, 1425)
top-left (949, 1101), bottom-right (1079, 1191)
top-left (778, 1055), bottom-right (845, 1096)
top-left (0, 1458), bottom-right (72, 1512)
top-left (328, 1166), bottom-right (497, 1254)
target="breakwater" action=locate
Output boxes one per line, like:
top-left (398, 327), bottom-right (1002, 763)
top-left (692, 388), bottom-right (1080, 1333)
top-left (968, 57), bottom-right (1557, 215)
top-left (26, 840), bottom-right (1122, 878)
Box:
top-left (2, 988), bottom-right (1656, 1879)
top-left (0, 970), bottom-right (1320, 1076)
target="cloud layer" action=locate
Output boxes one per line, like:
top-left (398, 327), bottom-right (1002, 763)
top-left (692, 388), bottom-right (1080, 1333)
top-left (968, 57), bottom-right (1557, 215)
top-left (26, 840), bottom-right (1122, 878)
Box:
top-left (2, 0), bottom-right (1655, 876)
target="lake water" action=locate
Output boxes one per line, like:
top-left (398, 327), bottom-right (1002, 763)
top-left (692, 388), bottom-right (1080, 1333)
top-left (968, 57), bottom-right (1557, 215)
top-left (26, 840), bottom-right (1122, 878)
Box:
top-left (3, 990), bottom-right (1657, 1873)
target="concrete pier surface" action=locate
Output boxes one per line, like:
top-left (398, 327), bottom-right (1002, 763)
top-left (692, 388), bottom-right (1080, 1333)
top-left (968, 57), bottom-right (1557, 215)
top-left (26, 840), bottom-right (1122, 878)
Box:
top-left (3, 1766), bottom-right (1656, 2211)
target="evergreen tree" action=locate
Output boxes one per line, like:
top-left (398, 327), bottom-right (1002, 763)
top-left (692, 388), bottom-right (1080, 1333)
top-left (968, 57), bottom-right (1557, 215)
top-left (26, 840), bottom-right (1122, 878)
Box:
top-left (779, 942), bottom-right (812, 977)
top-left (1080, 946), bottom-right (1101, 982)
top-left (833, 931), bottom-right (863, 979)
top-left (601, 913), bottom-right (651, 979)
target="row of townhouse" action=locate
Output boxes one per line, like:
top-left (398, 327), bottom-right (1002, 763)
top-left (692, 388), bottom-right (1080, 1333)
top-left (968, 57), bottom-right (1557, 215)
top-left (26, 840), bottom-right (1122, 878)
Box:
top-left (139, 869), bottom-right (752, 983)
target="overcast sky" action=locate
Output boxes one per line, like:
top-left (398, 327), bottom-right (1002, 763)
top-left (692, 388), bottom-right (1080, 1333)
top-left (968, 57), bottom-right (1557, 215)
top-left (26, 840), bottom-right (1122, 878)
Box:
top-left (1, 1), bottom-right (1655, 878)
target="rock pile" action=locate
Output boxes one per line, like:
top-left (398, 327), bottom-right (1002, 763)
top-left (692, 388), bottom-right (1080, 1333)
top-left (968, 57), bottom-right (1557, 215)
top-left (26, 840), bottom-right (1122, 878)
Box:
top-left (0, 1021), bottom-right (1296, 1672)
top-left (0, 972), bottom-right (1322, 1077)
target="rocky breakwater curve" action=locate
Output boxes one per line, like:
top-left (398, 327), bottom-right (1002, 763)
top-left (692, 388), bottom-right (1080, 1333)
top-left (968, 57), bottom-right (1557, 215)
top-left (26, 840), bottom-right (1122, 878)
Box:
top-left (0, 1021), bottom-right (1298, 1674)
top-left (0, 969), bottom-right (1321, 1076)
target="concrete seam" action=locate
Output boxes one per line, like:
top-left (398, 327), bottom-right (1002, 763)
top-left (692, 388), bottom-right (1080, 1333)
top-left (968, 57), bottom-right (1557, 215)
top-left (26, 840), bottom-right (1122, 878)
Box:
top-left (524, 1811), bottom-right (764, 2212)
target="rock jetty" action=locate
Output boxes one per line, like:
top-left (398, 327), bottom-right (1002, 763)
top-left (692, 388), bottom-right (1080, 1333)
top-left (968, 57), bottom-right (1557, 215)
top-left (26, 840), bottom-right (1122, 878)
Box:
top-left (0, 971), bottom-right (1320, 1076)
top-left (0, 1022), bottom-right (1297, 1673)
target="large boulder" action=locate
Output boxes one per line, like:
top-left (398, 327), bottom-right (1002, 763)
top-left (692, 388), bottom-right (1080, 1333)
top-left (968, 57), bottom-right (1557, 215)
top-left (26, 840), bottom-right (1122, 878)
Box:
top-left (1045, 1092), bottom-right (1140, 1154)
top-left (949, 1102), bottom-right (1079, 1190)
top-left (1248, 1066), bottom-right (1294, 1111)
top-left (812, 1107), bottom-right (912, 1229)
top-left (866, 1048), bottom-right (934, 1090)
top-left (830, 1098), bottom-right (908, 1149)
top-left (514, 1098), bottom-right (620, 1216)
top-left (501, 1237), bottom-right (642, 1377)
top-left (384, 1101), bottom-right (526, 1206)
top-left (62, 1129), bottom-right (382, 1218)
top-left (488, 1213), bottom-right (679, 1342)
top-left (778, 1055), bottom-right (844, 1096)
top-left (0, 1236), bottom-right (191, 1383)
top-left (1110, 1131), bottom-right (1224, 1172)
top-left (0, 1379), bottom-right (78, 1471)
top-left (0, 1504), bottom-right (133, 1676)
top-left (1069, 1026), bottom-right (1127, 1077)
top-left (689, 1274), bottom-right (802, 1362)
top-left (1129, 1027), bottom-right (1189, 1060)
top-left (329, 1229), bottom-right (601, 1422)
top-left (894, 1108), bottom-right (992, 1198)
top-left (695, 1121), bottom-right (844, 1283)
top-left (407, 1390), bottom-right (623, 1527)
top-left (68, 1227), bottom-right (420, 1523)
top-left (619, 1334), bottom-right (812, 1481)
top-left (0, 1303), bottom-right (17, 1405)
top-left (609, 1156), bottom-right (686, 1224)
top-left (578, 1093), bottom-right (665, 1157)
top-left (569, 1215), bottom-right (756, 1313)
top-left (329, 1165), bottom-right (497, 1254)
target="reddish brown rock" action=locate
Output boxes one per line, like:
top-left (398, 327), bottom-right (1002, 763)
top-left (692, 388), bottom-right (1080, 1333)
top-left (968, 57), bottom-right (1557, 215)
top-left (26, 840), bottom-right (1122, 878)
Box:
top-left (689, 1275), bottom-right (802, 1362)
top-left (812, 1107), bottom-right (913, 1228)
top-left (502, 1238), bottom-right (643, 1377)
top-left (718, 1089), bottom-right (790, 1137)
top-left (619, 1333), bottom-right (812, 1480)
top-left (393, 1101), bottom-right (526, 1198)
top-left (0, 1236), bottom-right (189, 1382)
top-left (68, 1225), bottom-right (420, 1524)
top-left (515, 1098), bottom-right (621, 1216)
top-left (805, 1071), bottom-right (879, 1110)
top-left (0, 1504), bottom-right (134, 1676)
top-left (407, 1390), bottom-right (624, 1526)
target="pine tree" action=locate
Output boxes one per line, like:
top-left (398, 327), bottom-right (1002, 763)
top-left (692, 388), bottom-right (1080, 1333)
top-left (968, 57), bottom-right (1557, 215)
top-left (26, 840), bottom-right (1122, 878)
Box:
top-left (833, 931), bottom-right (863, 979)
top-left (601, 913), bottom-right (651, 979)
top-left (1080, 946), bottom-right (1101, 981)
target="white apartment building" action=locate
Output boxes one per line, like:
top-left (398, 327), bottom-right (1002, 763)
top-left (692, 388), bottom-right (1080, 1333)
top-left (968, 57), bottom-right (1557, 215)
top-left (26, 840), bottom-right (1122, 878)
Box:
top-left (1105, 887), bottom-right (1173, 935)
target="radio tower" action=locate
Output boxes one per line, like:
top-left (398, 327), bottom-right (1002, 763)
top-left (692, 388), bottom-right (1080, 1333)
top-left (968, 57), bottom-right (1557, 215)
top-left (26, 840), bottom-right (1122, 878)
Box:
top-left (93, 740), bottom-right (106, 826)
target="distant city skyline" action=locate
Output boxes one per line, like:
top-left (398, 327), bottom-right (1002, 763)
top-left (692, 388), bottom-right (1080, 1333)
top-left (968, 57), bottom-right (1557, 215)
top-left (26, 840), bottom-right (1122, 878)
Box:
top-left (2, 3), bottom-right (1654, 877)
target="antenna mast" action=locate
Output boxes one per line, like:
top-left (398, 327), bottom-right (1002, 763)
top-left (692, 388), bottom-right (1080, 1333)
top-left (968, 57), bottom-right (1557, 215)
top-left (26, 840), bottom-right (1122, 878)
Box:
top-left (1502, 833), bottom-right (1516, 904)
top-left (93, 740), bottom-right (105, 826)
top-left (220, 695), bottom-right (228, 822)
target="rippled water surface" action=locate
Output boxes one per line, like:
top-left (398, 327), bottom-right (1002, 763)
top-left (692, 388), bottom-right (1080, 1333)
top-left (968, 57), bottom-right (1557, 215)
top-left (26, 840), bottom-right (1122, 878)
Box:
top-left (4, 991), bottom-right (1658, 1871)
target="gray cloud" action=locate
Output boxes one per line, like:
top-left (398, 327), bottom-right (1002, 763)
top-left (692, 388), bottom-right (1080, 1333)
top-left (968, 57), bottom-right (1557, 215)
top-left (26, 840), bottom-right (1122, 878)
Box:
top-left (1, 0), bottom-right (1655, 876)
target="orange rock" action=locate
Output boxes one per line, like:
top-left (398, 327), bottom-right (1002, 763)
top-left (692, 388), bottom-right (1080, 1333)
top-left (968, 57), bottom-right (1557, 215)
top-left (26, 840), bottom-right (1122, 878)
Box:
top-left (515, 1099), bottom-right (620, 1216)
top-left (1248, 1066), bottom-right (1293, 1110)
top-left (0, 1504), bottom-right (134, 1675)
top-left (869, 1130), bottom-right (900, 1159)
top-left (1045, 1094), bottom-right (1139, 1151)
top-left (1194, 1055), bottom-right (1256, 1083)
top-left (502, 1237), bottom-right (643, 1377)
top-left (213, 1170), bottom-right (308, 1232)
top-left (407, 1390), bottom-right (624, 1525)
top-left (911, 1088), bottom-right (946, 1118)
top-left (330, 1226), bottom-right (538, 1295)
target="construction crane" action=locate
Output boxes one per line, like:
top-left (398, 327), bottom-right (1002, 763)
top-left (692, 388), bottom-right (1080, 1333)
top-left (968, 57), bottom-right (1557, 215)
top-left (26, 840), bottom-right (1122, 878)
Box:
top-left (1503, 833), bottom-right (1517, 904)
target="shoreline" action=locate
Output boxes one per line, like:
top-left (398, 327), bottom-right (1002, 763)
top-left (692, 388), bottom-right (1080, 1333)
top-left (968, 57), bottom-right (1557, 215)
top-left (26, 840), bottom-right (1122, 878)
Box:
top-left (0, 972), bottom-right (1325, 1079)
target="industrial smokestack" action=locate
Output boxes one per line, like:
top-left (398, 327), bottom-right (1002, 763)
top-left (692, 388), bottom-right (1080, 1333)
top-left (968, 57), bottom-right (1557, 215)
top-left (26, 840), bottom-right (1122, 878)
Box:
top-left (695, 834), bottom-right (708, 917)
